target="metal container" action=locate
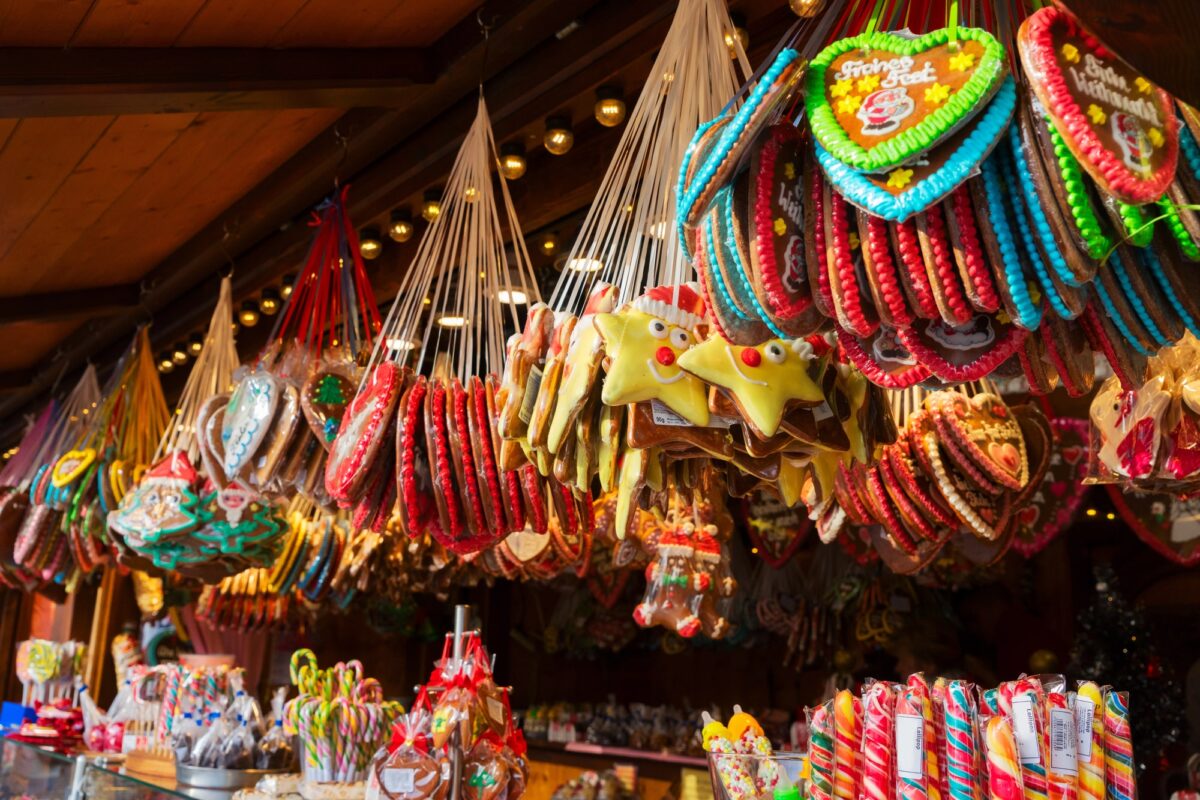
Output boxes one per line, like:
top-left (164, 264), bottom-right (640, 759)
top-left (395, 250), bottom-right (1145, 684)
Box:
top-left (176, 763), bottom-right (289, 790)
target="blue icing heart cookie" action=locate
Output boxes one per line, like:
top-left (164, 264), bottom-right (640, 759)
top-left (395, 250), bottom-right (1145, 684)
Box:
top-left (817, 77), bottom-right (1015, 222)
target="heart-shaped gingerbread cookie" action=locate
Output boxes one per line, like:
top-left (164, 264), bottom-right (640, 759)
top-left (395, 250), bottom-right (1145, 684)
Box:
top-left (806, 27), bottom-right (1007, 174)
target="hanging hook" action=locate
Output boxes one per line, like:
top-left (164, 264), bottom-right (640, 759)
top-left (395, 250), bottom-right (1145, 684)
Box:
top-left (476, 7), bottom-right (499, 94)
top-left (332, 125), bottom-right (351, 189)
top-left (218, 220), bottom-right (239, 279)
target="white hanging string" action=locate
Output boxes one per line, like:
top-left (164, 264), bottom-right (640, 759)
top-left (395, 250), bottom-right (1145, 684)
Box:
top-left (16, 366), bottom-right (103, 490)
top-left (368, 96), bottom-right (539, 382)
top-left (549, 0), bottom-right (749, 313)
top-left (155, 276), bottom-right (239, 462)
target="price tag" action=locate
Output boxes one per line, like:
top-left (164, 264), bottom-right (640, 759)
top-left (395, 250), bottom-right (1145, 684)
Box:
top-left (1049, 708), bottom-right (1078, 775)
top-left (1075, 696), bottom-right (1095, 760)
top-left (895, 713), bottom-right (924, 779)
top-left (518, 366), bottom-right (543, 424)
top-left (649, 399), bottom-right (736, 428)
top-left (382, 768), bottom-right (416, 794)
top-left (487, 696), bottom-right (507, 727)
top-left (1012, 695), bottom-right (1042, 766)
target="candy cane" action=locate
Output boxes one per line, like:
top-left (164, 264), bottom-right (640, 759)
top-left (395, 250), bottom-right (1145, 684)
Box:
top-left (834, 690), bottom-right (863, 800)
top-left (944, 681), bottom-right (977, 800)
top-left (986, 717), bottom-right (1024, 800)
top-left (1103, 691), bottom-right (1136, 800)
top-left (1075, 684), bottom-right (1104, 800)
top-left (860, 683), bottom-right (895, 800)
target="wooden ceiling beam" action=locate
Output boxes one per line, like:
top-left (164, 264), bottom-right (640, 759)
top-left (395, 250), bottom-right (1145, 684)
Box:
top-left (0, 47), bottom-right (434, 117)
top-left (0, 284), bottom-right (141, 324)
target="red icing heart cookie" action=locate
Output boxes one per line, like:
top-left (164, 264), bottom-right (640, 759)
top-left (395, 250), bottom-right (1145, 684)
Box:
top-left (1018, 5), bottom-right (1178, 204)
top-left (326, 361), bottom-right (404, 505)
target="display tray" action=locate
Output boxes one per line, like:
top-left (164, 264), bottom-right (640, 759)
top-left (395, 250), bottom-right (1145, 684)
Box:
top-left (176, 763), bottom-right (289, 789)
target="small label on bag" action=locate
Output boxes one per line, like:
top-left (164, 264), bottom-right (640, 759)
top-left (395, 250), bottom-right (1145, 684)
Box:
top-left (487, 696), bottom-right (506, 726)
top-left (518, 366), bottom-right (543, 424)
top-left (1012, 695), bottom-right (1042, 765)
top-left (382, 768), bottom-right (416, 794)
top-left (1049, 708), bottom-right (1078, 775)
top-left (895, 713), bottom-right (924, 779)
top-left (1075, 696), bottom-right (1095, 760)
top-left (650, 399), bottom-right (736, 428)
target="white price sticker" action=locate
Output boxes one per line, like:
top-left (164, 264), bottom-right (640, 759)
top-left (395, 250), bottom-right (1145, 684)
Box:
top-left (1012, 695), bottom-right (1042, 766)
top-left (382, 768), bottom-right (416, 794)
top-left (1049, 708), bottom-right (1078, 775)
top-left (649, 399), bottom-right (736, 428)
top-left (1075, 696), bottom-right (1095, 760)
top-left (895, 713), bottom-right (925, 779)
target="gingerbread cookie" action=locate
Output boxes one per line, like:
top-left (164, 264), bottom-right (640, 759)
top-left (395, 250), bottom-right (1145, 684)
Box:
top-left (325, 361), bottom-right (405, 505)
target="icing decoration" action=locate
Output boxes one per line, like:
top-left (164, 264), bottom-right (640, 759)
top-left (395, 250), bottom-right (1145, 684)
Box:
top-left (817, 76), bottom-right (1016, 221)
top-left (1105, 487), bottom-right (1200, 566)
top-left (806, 27), bottom-right (1007, 174)
top-left (1013, 418), bottom-right (1090, 558)
top-left (594, 285), bottom-right (710, 426)
top-left (546, 284), bottom-right (616, 455)
top-left (742, 491), bottom-right (811, 568)
top-left (716, 186), bottom-right (789, 339)
top-left (978, 147), bottom-right (1043, 330)
top-left (325, 361), bottom-right (403, 504)
top-left (837, 325), bottom-right (931, 389)
top-left (50, 448), bottom-right (95, 490)
top-left (859, 211), bottom-right (915, 326)
top-left (930, 393), bottom-right (1029, 490)
top-left (677, 337), bottom-right (822, 438)
top-left (825, 185), bottom-right (880, 336)
top-left (899, 316), bottom-right (1027, 383)
top-left (944, 186), bottom-right (1001, 313)
top-left (916, 203), bottom-right (975, 325)
top-left (1018, 5), bottom-right (1178, 204)
top-left (221, 371), bottom-right (280, 479)
top-left (1043, 115), bottom-right (1115, 260)
top-left (890, 218), bottom-right (941, 320)
top-left (302, 371), bottom-right (355, 448)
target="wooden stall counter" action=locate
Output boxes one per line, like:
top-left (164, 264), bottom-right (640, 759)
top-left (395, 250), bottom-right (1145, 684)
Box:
top-left (524, 742), bottom-right (712, 800)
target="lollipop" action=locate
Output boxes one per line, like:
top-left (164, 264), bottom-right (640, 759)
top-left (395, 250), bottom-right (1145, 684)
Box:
top-left (1044, 693), bottom-right (1077, 800)
top-left (861, 682), bottom-right (896, 800)
top-left (1009, 683), bottom-right (1047, 800)
top-left (703, 711), bottom-right (757, 800)
top-left (1103, 691), bottom-right (1136, 800)
top-left (985, 717), bottom-right (1024, 800)
top-left (1074, 684), bottom-right (1104, 800)
top-left (895, 686), bottom-right (928, 800)
top-left (833, 690), bottom-right (863, 800)
top-left (944, 681), bottom-right (978, 800)
top-left (810, 702), bottom-right (836, 800)
top-left (931, 679), bottom-right (950, 800)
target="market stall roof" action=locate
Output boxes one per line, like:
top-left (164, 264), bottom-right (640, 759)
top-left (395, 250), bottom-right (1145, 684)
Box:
top-left (0, 0), bottom-right (789, 443)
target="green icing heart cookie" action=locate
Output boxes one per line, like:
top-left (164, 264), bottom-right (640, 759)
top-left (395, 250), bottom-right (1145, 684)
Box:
top-left (806, 27), bottom-right (1007, 174)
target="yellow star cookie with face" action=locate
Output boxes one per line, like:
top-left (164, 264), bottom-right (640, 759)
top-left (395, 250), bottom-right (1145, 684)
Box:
top-left (677, 337), bottom-right (823, 438)
top-left (594, 284), bottom-right (710, 427)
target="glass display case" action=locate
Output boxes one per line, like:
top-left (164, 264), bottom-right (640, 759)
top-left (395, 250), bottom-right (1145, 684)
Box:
top-left (0, 737), bottom-right (238, 800)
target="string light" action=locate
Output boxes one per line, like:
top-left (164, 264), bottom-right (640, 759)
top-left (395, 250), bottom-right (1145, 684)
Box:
top-left (497, 288), bottom-right (528, 305)
top-left (386, 337), bottom-right (417, 352)
top-left (594, 86), bottom-right (626, 127)
top-left (421, 189), bottom-right (442, 222)
top-left (1106, 512), bottom-right (1116, 520)
top-left (1086, 508), bottom-right (1097, 517)
top-left (239, 300), bottom-right (260, 328)
top-left (436, 314), bottom-right (468, 328)
top-left (171, 343), bottom-right (189, 365)
top-left (464, 186), bottom-right (480, 203)
top-left (359, 227), bottom-right (383, 260)
top-left (540, 235), bottom-right (559, 256)
top-left (724, 14), bottom-right (749, 57)
top-left (187, 333), bottom-right (204, 356)
top-left (157, 352), bottom-right (175, 374)
top-left (280, 273), bottom-right (296, 299)
top-left (498, 143), bottom-right (527, 180)
top-left (543, 116), bottom-right (574, 155)
top-left (388, 209), bottom-right (414, 243)
top-left (566, 257), bottom-right (603, 273)
top-left (259, 287), bottom-right (281, 316)
top-left (789, 0), bottom-right (825, 16)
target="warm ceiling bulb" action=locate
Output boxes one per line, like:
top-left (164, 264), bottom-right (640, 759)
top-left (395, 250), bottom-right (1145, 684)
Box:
top-left (498, 143), bottom-right (527, 180)
top-left (543, 116), bottom-right (574, 156)
top-left (594, 86), bottom-right (626, 128)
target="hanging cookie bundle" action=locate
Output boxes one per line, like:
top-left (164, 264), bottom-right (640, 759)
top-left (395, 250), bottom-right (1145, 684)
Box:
top-left (109, 278), bottom-right (288, 580)
top-left (208, 186), bottom-right (381, 511)
top-left (828, 386), bottom-right (1050, 574)
top-left (676, 0), bottom-right (1197, 396)
top-left (329, 95), bottom-right (562, 560)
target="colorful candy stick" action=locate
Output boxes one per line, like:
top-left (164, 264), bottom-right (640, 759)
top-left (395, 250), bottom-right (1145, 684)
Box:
top-left (1103, 691), bottom-right (1136, 800)
top-left (811, 702), bottom-right (837, 800)
top-left (932, 679), bottom-right (951, 800)
top-left (1074, 684), bottom-right (1105, 800)
top-left (834, 690), bottom-right (864, 800)
top-left (986, 717), bottom-right (1025, 800)
top-left (895, 686), bottom-right (928, 800)
top-left (1045, 693), bottom-right (1077, 800)
top-left (1009, 683), bottom-right (1048, 800)
top-left (860, 682), bottom-right (896, 800)
top-left (706, 711), bottom-right (757, 800)
top-left (753, 732), bottom-right (782, 794)
top-left (945, 681), bottom-right (978, 800)
top-left (909, 676), bottom-right (941, 800)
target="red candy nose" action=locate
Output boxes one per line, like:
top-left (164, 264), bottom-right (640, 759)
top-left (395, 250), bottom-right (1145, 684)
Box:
top-left (656, 346), bottom-right (676, 366)
top-left (740, 348), bottom-right (761, 367)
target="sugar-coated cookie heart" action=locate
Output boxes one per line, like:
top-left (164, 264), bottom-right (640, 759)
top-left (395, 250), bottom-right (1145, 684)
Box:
top-left (1018, 5), bottom-right (1178, 204)
top-left (1105, 487), bottom-right (1200, 566)
top-left (818, 76), bottom-right (1016, 220)
top-left (325, 361), bottom-right (403, 504)
top-left (51, 447), bottom-right (95, 489)
top-left (806, 27), bottom-right (1007, 174)
top-left (222, 372), bottom-right (280, 479)
top-left (1013, 417), bottom-right (1090, 557)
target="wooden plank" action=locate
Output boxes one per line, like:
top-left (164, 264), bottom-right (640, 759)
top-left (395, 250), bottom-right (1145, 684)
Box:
top-left (0, 0), bottom-right (93, 46)
top-left (0, 47), bottom-right (433, 117)
top-left (0, 284), bottom-right (140, 323)
top-left (172, 0), bottom-right (313, 47)
top-left (0, 114), bottom-right (196, 295)
top-left (273, 0), bottom-right (480, 47)
top-left (77, 108), bottom-right (341, 288)
top-left (0, 320), bottom-right (80, 371)
top-left (0, 117), bottom-right (114, 264)
top-left (68, 0), bottom-right (211, 47)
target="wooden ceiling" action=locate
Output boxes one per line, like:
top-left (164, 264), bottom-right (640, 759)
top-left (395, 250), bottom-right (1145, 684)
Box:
top-left (0, 0), bottom-right (789, 442)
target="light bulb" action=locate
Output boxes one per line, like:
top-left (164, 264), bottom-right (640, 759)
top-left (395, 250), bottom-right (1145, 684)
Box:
top-left (279, 274), bottom-right (296, 299)
top-left (157, 353), bottom-right (175, 374)
top-left (789, 0), bottom-right (825, 17)
top-left (171, 343), bottom-right (189, 365)
top-left (259, 288), bottom-right (281, 316)
top-left (239, 300), bottom-right (260, 328)
top-left (388, 209), bottom-right (414, 243)
top-left (187, 333), bottom-right (204, 356)
top-left (386, 337), bottom-right (417, 352)
top-left (566, 257), bottom-right (603, 273)
top-left (359, 227), bottom-right (383, 260)
top-left (594, 86), bottom-right (626, 127)
top-left (497, 288), bottom-right (528, 305)
top-left (724, 15), bottom-right (748, 57)
top-left (421, 189), bottom-right (442, 222)
top-left (544, 116), bottom-right (574, 155)
top-left (540, 235), bottom-right (558, 256)
top-left (464, 186), bottom-right (480, 203)
top-left (436, 314), bottom-right (468, 328)
top-left (498, 143), bottom-right (527, 180)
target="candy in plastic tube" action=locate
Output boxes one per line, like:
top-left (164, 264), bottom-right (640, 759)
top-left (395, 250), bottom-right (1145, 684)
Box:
top-left (861, 681), bottom-right (896, 800)
top-left (985, 717), bottom-right (1025, 800)
top-left (1073, 683), bottom-right (1104, 800)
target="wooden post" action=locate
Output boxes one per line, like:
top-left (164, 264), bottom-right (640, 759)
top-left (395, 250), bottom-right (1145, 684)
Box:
top-left (85, 566), bottom-right (119, 693)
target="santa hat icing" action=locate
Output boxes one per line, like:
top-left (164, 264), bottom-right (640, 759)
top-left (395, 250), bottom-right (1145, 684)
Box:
top-left (144, 451), bottom-right (197, 488)
top-left (632, 283), bottom-right (706, 329)
top-left (691, 534), bottom-right (721, 560)
top-left (657, 527), bottom-right (694, 555)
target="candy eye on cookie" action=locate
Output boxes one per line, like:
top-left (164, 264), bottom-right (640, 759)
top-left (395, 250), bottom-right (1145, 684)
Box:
top-left (763, 342), bottom-right (787, 364)
top-left (670, 327), bottom-right (692, 349)
top-left (649, 319), bottom-right (669, 339)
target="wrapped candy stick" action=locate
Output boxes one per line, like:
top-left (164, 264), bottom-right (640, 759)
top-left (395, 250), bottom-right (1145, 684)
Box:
top-left (810, 702), bottom-right (836, 800)
top-left (860, 682), bottom-right (896, 800)
top-left (1074, 684), bottom-right (1105, 800)
top-left (909, 676), bottom-right (941, 800)
top-left (944, 681), bottom-right (978, 800)
top-left (932, 679), bottom-right (951, 800)
top-left (703, 711), bottom-right (757, 800)
top-left (752, 729), bottom-right (782, 794)
top-left (1009, 682), bottom-right (1048, 800)
top-left (1044, 692), bottom-right (1077, 800)
top-left (834, 690), bottom-right (863, 800)
top-left (985, 717), bottom-right (1025, 800)
top-left (1103, 691), bottom-right (1136, 800)
top-left (895, 686), bottom-right (928, 800)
